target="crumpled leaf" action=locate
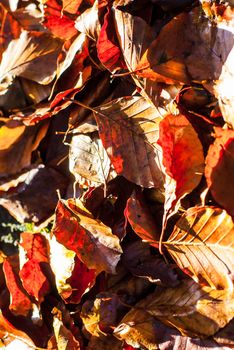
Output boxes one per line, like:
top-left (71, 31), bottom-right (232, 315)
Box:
top-left (164, 206), bottom-right (234, 290)
top-left (94, 96), bottom-right (165, 188)
top-left (19, 232), bottom-right (51, 302)
top-left (50, 236), bottom-right (96, 303)
top-left (52, 199), bottom-right (122, 274)
top-left (125, 190), bottom-right (160, 247)
top-left (0, 30), bottom-right (62, 93)
top-left (0, 119), bottom-right (48, 177)
top-left (3, 256), bottom-right (32, 317)
top-left (116, 279), bottom-right (234, 339)
top-left (157, 113), bottom-right (204, 223)
top-left (205, 127), bottom-right (234, 218)
top-left (69, 131), bottom-right (113, 187)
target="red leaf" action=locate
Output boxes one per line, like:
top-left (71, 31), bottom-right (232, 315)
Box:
top-left (157, 114), bottom-right (204, 218)
top-left (125, 191), bottom-right (160, 248)
top-left (205, 127), bottom-right (234, 217)
top-left (43, 0), bottom-right (78, 40)
top-left (97, 6), bottom-right (126, 72)
top-left (3, 256), bottom-right (32, 317)
top-left (52, 199), bottom-right (122, 274)
top-left (19, 233), bottom-right (51, 302)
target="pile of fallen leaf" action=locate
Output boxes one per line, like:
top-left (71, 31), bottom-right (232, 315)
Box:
top-left (0, 0), bottom-right (234, 349)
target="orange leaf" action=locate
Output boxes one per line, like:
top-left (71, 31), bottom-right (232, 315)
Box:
top-left (3, 256), bottom-right (32, 317)
top-left (52, 199), bottom-right (122, 274)
top-left (205, 127), bottom-right (234, 218)
top-left (19, 233), bottom-right (51, 302)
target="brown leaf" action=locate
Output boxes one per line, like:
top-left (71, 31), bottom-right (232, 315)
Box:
top-left (116, 280), bottom-right (234, 339)
top-left (0, 119), bottom-right (48, 177)
top-left (75, 0), bottom-right (100, 41)
top-left (3, 256), bottom-right (32, 317)
top-left (125, 191), bottom-right (160, 247)
top-left (0, 165), bottom-right (68, 224)
top-left (94, 96), bottom-right (165, 188)
top-left (19, 232), bottom-right (51, 302)
top-left (122, 241), bottom-right (179, 287)
top-left (135, 9), bottom-right (224, 85)
top-left (205, 127), bottom-right (234, 218)
top-left (52, 199), bottom-right (122, 274)
top-left (50, 236), bottom-right (96, 303)
top-left (114, 307), bottom-right (229, 350)
top-left (69, 131), bottom-right (113, 187)
top-left (0, 31), bottom-right (62, 93)
top-left (164, 206), bottom-right (234, 290)
top-left (157, 113), bottom-right (204, 220)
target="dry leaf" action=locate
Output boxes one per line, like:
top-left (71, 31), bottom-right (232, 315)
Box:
top-left (157, 113), bottom-right (204, 222)
top-left (69, 131), bottom-right (112, 187)
top-left (116, 280), bottom-right (234, 339)
top-left (205, 127), bottom-right (234, 218)
top-left (0, 30), bottom-right (62, 93)
top-left (3, 256), bottom-right (32, 317)
top-left (52, 199), bottom-right (122, 274)
top-left (50, 236), bottom-right (96, 303)
top-left (19, 232), bottom-right (51, 302)
top-left (94, 96), bottom-right (165, 188)
top-left (164, 206), bottom-right (234, 290)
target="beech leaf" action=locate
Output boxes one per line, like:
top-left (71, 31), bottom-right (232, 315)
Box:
top-left (19, 232), bottom-right (51, 302)
top-left (205, 127), bottom-right (234, 218)
top-left (94, 96), bottom-right (165, 188)
top-left (3, 256), bottom-right (32, 317)
top-left (0, 30), bottom-right (62, 92)
top-left (50, 236), bottom-right (96, 303)
top-left (52, 199), bottom-right (122, 274)
top-left (116, 280), bottom-right (234, 339)
top-left (157, 113), bottom-right (204, 221)
top-left (164, 206), bottom-right (234, 290)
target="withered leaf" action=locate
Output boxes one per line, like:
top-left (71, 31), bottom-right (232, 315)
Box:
top-left (69, 131), bottom-right (113, 187)
top-left (50, 236), bottom-right (96, 303)
top-left (205, 127), bottom-right (234, 218)
top-left (43, 0), bottom-right (78, 40)
top-left (0, 165), bottom-right (68, 224)
top-left (0, 30), bottom-right (62, 93)
top-left (116, 280), bottom-right (234, 339)
top-left (164, 206), bottom-right (234, 290)
top-left (52, 199), bottom-right (122, 274)
top-left (157, 113), bottom-right (204, 220)
top-left (94, 96), bottom-right (165, 188)
top-left (0, 311), bottom-right (36, 348)
top-left (3, 256), bottom-right (32, 317)
top-left (97, 6), bottom-right (126, 72)
top-left (0, 119), bottom-right (48, 177)
top-left (19, 232), bottom-right (50, 302)
top-left (125, 190), bottom-right (160, 247)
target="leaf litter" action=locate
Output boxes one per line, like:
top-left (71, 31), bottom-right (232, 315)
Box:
top-left (0, 0), bottom-right (234, 349)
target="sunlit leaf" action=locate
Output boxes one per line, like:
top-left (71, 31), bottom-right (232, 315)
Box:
top-left (52, 199), bottom-right (122, 274)
top-left (164, 206), bottom-right (234, 290)
top-left (94, 96), bottom-right (165, 188)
